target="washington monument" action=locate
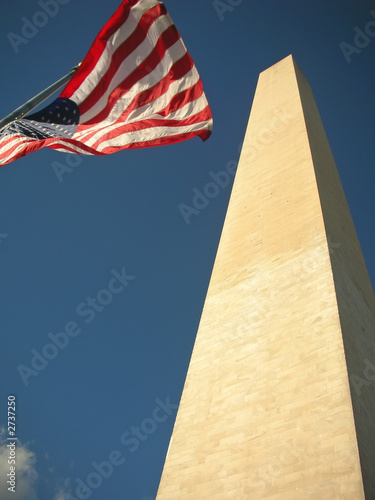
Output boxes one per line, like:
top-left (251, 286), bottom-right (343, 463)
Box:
top-left (157, 55), bottom-right (375, 499)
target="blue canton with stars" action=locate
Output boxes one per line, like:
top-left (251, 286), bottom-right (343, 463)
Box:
top-left (2, 98), bottom-right (79, 140)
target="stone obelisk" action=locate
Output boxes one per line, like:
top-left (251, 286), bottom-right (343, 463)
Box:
top-left (157, 55), bottom-right (375, 499)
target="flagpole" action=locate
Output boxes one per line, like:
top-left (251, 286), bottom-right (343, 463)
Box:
top-left (0, 64), bottom-right (81, 132)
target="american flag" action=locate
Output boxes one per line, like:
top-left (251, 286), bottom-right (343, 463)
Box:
top-left (0, 0), bottom-right (213, 167)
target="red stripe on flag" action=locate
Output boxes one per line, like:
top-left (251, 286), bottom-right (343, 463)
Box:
top-left (90, 106), bottom-right (212, 150)
top-left (0, 136), bottom-right (33, 158)
top-left (70, 56), bottom-right (196, 146)
top-left (81, 23), bottom-right (181, 125)
top-left (154, 79), bottom-right (205, 118)
top-left (100, 128), bottom-right (212, 154)
top-left (60, 0), bottom-right (144, 99)
top-left (77, 3), bottom-right (168, 117)
top-left (48, 140), bottom-right (104, 155)
top-left (119, 52), bottom-right (195, 122)
top-left (0, 138), bottom-right (44, 165)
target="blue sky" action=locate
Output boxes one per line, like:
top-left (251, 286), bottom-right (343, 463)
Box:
top-left (0, 1), bottom-right (374, 499)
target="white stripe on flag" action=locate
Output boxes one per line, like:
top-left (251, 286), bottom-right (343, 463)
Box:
top-left (70, 0), bottom-right (165, 106)
top-left (81, 70), bottom-right (202, 149)
top-left (77, 14), bottom-right (174, 123)
top-left (75, 41), bottom-right (191, 144)
top-left (126, 66), bottom-right (200, 122)
top-left (97, 120), bottom-right (212, 152)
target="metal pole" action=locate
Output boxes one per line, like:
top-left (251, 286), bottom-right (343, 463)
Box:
top-left (0, 64), bottom-right (81, 131)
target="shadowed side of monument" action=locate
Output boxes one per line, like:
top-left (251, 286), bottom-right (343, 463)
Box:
top-left (293, 57), bottom-right (375, 498)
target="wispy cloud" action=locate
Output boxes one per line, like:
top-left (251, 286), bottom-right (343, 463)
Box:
top-left (0, 429), bottom-right (38, 499)
top-left (52, 486), bottom-right (72, 500)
